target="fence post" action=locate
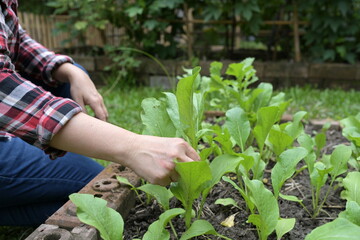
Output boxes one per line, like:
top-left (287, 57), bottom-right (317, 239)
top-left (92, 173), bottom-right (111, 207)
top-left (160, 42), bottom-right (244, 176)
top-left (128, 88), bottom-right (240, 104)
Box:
top-left (293, 1), bottom-right (301, 62)
top-left (183, 4), bottom-right (194, 61)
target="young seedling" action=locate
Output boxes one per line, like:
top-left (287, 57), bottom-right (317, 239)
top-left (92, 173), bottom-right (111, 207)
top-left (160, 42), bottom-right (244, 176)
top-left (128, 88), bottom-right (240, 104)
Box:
top-left (69, 193), bottom-right (124, 240)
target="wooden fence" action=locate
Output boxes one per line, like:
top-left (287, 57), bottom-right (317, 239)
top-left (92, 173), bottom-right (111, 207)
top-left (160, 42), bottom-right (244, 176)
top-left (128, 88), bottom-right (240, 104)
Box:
top-left (18, 8), bottom-right (304, 61)
top-left (18, 12), bottom-right (124, 51)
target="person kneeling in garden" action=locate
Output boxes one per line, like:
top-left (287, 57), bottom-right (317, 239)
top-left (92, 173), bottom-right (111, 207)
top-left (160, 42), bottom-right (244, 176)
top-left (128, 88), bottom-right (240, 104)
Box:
top-left (0, 0), bottom-right (200, 226)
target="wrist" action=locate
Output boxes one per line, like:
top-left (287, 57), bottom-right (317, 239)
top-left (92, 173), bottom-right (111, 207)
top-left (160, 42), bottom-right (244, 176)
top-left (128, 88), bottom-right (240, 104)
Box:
top-left (52, 63), bottom-right (76, 83)
top-left (110, 131), bottom-right (140, 167)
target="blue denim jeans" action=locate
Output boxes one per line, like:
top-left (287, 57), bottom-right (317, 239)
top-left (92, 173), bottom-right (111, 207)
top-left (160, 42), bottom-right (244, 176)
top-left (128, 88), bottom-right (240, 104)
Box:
top-left (0, 64), bottom-right (104, 226)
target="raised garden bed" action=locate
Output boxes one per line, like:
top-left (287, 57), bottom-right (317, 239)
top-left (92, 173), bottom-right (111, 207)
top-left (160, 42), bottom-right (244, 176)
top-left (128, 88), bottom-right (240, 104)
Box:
top-left (26, 119), bottom-right (349, 240)
top-left (26, 58), bottom-right (360, 240)
top-left (122, 121), bottom-right (348, 240)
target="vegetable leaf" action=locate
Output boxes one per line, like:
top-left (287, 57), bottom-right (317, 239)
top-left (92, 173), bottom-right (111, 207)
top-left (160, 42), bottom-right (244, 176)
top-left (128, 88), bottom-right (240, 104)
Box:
top-left (254, 106), bottom-right (280, 152)
top-left (305, 218), bottom-right (360, 240)
top-left (69, 193), bottom-right (123, 240)
top-left (179, 220), bottom-right (227, 240)
top-left (143, 208), bottom-right (185, 240)
top-left (276, 218), bottom-right (296, 240)
top-left (341, 172), bottom-right (360, 205)
top-left (271, 147), bottom-right (308, 197)
top-left (138, 184), bottom-right (173, 210)
top-left (141, 98), bottom-right (176, 137)
top-left (225, 107), bottom-right (251, 152)
top-left (245, 179), bottom-right (279, 240)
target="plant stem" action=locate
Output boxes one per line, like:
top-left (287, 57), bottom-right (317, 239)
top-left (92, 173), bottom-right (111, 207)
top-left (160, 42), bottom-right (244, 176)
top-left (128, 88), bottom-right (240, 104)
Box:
top-left (184, 205), bottom-right (192, 229)
top-left (103, 73), bottom-right (121, 96)
top-left (311, 187), bottom-right (316, 214)
top-left (292, 165), bottom-right (308, 179)
top-left (197, 197), bottom-right (206, 220)
top-left (118, 47), bottom-right (175, 91)
top-left (169, 220), bottom-right (178, 239)
top-left (299, 201), bottom-right (312, 217)
top-left (313, 178), bottom-right (335, 218)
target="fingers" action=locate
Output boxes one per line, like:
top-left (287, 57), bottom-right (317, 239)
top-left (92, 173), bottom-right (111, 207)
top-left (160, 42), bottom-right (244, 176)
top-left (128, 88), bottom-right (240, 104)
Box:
top-left (175, 139), bottom-right (200, 162)
top-left (169, 170), bottom-right (180, 182)
top-left (185, 146), bottom-right (201, 161)
top-left (89, 100), bottom-right (108, 121)
top-left (73, 96), bottom-right (87, 114)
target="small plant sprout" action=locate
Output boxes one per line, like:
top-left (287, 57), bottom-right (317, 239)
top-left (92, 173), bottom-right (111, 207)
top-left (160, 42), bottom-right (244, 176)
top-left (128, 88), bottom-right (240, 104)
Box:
top-left (69, 193), bottom-right (124, 240)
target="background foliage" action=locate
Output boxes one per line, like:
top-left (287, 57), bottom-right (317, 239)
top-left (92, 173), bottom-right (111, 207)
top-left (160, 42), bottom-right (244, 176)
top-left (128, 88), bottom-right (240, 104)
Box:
top-left (20, 0), bottom-right (360, 63)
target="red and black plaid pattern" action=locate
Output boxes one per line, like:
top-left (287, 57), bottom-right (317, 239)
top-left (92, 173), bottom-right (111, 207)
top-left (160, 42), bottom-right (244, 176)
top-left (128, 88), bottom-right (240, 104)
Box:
top-left (0, 0), bottom-right (82, 159)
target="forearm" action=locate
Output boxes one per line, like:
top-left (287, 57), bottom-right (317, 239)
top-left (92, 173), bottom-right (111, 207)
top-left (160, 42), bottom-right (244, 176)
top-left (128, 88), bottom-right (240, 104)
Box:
top-left (49, 112), bottom-right (136, 165)
top-left (50, 112), bottom-right (200, 186)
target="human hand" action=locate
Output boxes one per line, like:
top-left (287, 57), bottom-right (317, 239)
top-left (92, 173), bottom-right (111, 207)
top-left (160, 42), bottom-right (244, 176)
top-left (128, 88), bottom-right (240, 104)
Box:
top-left (53, 63), bottom-right (108, 121)
top-left (124, 135), bottom-right (200, 186)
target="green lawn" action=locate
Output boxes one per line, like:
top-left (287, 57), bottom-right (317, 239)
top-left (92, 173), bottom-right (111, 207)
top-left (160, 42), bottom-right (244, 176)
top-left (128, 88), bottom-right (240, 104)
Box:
top-left (282, 86), bottom-right (360, 120)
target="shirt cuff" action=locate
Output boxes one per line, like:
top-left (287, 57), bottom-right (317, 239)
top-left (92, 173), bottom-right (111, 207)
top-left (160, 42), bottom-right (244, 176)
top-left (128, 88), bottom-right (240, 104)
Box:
top-left (35, 97), bottom-right (82, 159)
top-left (43, 55), bottom-right (74, 87)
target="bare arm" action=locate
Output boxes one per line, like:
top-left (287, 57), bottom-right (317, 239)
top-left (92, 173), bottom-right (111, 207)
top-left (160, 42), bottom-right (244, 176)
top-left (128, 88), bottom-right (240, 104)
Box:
top-left (50, 112), bottom-right (200, 186)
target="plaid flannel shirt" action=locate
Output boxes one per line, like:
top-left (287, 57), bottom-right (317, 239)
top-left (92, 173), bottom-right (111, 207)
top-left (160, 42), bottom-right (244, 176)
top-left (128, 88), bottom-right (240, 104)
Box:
top-left (0, 0), bottom-right (82, 159)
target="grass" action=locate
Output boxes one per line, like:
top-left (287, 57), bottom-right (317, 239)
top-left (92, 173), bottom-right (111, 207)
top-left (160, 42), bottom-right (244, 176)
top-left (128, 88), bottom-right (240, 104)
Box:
top-left (2, 83), bottom-right (360, 239)
top-left (281, 86), bottom-right (360, 120)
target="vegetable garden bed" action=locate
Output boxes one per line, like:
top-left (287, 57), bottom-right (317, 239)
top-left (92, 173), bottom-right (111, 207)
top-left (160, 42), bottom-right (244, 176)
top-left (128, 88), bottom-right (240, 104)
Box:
top-left (123, 122), bottom-right (349, 240)
top-left (27, 58), bottom-right (360, 240)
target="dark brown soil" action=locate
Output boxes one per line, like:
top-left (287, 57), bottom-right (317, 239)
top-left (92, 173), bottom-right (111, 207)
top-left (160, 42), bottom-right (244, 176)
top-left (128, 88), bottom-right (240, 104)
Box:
top-left (123, 123), bottom-right (349, 240)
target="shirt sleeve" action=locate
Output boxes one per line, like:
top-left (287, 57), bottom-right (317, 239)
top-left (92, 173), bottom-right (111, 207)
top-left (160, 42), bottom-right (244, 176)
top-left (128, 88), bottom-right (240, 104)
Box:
top-left (15, 25), bottom-right (74, 87)
top-left (0, 23), bottom-right (82, 159)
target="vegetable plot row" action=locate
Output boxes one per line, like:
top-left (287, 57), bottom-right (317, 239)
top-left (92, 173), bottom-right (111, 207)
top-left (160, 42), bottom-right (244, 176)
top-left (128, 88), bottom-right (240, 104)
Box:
top-left (70, 58), bottom-right (360, 240)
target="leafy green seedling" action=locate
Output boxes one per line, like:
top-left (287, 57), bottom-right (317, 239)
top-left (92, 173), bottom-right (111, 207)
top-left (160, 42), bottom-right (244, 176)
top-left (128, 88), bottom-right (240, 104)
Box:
top-left (142, 208), bottom-right (185, 240)
top-left (275, 218), bottom-right (296, 240)
top-left (199, 154), bottom-right (243, 218)
top-left (116, 176), bottom-right (142, 201)
top-left (215, 198), bottom-right (241, 210)
top-left (271, 147), bottom-right (308, 198)
top-left (305, 201), bottom-right (360, 240)
top-left (341, 113), bottom-right (360, 147)
top-left (253, 106), bottom-right (280, 155)
top-left (224, 107), bottom-right (251, 152)
top-left (341, 171), bottom-right (360, 205)
top-left (266, 111), bottom-right (307, 157)
top-left (141, 98), bottom-right (177, 137)
top-left (279, 193), bottom-right (312, 217)
top-left (117, 176), bottom-right (173, 210)
top-left (137, 184), bottom-right (173, 210)
top-left (179, 220), bottom-right (231, 240)
top-left (311, 144), bottom-right (351, 218)
top-left (69, 193), bottom-right (123, 240)
top-left (170, 161), bottom-right (212, 229)
top-left (244, 178), bottom-right (280, 240)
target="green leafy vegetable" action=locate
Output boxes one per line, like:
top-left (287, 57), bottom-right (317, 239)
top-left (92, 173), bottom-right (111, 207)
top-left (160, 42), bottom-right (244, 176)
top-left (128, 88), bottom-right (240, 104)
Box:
top-left (179, 220), bottom-right (231, 240)
top-left (69, 193), bottom-right (123, 240)
top-left (137, 184), bottom-right (173, 210)
top-left (142, 208), bottom-right (185, 240)
top-left (341, 171), bottom-right (360, 205)
top-left (141, 98), bottom-right (176, 137)
top-left (245, 178), bottom-right (279, 240)
top-left (225, 107), bottom-right (251, 152)
top-left (275, 218), bottom-right (296, 240)
top-left (253, 106), bottom-right (280, 154)
top-left (170, 161), bottom-right (212, 229)
top-left (271, 147), bottom-right (308, 197)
